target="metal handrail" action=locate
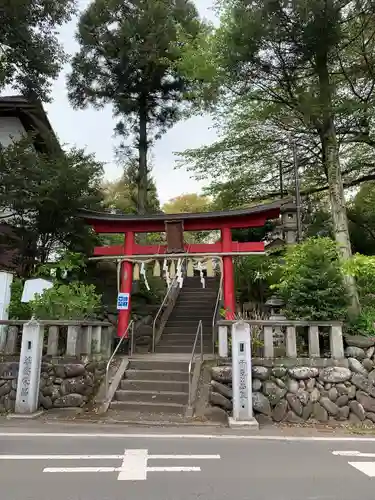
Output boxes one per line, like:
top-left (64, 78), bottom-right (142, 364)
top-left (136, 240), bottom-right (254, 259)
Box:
top-left (152, 276), bottom-right (178, 352)
top-left (212, 269), bottom-right (224, 354)
top-left (188, 320), bottom-right (203, 410)
top-left (152, 257), bottom-right (186, 352)
top-left (105, 320), bottom-right (134, 397)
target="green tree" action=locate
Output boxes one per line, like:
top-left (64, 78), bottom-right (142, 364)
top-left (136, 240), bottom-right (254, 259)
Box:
top-left (177, 0), bottom-right (375, 314)
top-left (0, 136), bottom-right (103, 273)
top-left (162, 193), bottom-right (210, 214)
top-left (104, 157), bottom-right (160, 215)
top-left (0, 0), bottom-right (76, 100)
top-left (68, 0), bottom-right (202, 214)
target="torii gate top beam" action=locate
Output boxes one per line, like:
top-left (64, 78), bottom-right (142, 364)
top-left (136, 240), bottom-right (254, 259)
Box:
top-left (78, 199), bottom-right (286, 234)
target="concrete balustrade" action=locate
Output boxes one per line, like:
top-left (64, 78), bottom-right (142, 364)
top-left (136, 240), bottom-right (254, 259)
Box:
top-left (217, 320), bottom-right (344, 360)
top-left (0, 319), bottom-right (113, 359)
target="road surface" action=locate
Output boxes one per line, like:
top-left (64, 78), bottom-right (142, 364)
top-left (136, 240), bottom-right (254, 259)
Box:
top-left (1, 424), bottom-right (375, 500)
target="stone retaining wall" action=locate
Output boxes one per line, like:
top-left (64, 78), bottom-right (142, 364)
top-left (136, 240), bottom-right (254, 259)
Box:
top-left (209, 335), bottom-right (375, 426)
top-left (0, 359), bottom-right (106, 413)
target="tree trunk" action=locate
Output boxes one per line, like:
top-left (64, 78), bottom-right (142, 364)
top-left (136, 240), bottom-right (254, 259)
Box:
top-left (316, 52), bottom-right (360, 317)
top-left (137, 97), bottom-right (148, 215)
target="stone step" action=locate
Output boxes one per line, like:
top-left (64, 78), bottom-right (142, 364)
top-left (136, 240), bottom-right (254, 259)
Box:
top-left (155, 345), bottom-right (212, 354)
top-left (128, 359), bottom-right (188, 372)
top-left (174, 299), bottom-right (217, 306)
top-left (110, 400), bottom-right (185, 415)
top-left (162, 327), bottom-right (210, 334)
top-left (125, 369), bottom-right (189, 382)
top-left (158, 339), bottom-right (211, 347)
top-left (120, 379), bottom-right (189, 392)
top-left (168, 313), bottom-right (214, 319)
top-left (164, 322), bottom-right (212, 327)
top-left (158, 336), bottom-right (212, 345)
top-left (173, 307), bottom-right (216, 312)
top-left (115, 389), bottom-right (189, 405)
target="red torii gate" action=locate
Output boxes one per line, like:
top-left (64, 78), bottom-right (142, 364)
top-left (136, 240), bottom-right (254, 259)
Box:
top-left (80, 200), bottom-right (284, 337)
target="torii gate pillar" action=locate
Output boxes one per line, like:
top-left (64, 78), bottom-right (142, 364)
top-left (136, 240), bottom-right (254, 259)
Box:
top-left (221, 227), bottom-right (236, 319)
top-left (118, 231), bottom-right (134, 337)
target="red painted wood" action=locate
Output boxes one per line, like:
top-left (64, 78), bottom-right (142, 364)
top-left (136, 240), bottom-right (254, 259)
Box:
top-left (117, 232), bottom-right (134, 338)
top-left (94, 241), bottom-right (264, 256)
top-left (221, 228), bottom-right (236, 320)
top-left (85, 210), bottom-right (279, 234)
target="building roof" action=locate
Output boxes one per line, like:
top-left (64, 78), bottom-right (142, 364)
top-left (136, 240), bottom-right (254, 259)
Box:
top-left (79, 199), bottom-right (293, 233)
top-left (0, 95), bottom-right (59, 154)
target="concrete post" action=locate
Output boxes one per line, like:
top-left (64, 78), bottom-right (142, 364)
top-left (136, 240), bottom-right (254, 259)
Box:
top-left (66, 325), bottom-right (81, 357)
top-left (330, 325), bottom-right (344, 359)
top-left (308, 325), bottom-right (320, 358)
top-left (15, 320), bottom-right (44, 414)
top-left (229, 321), bottom-right (258, 429)
top-left (263, 326), bottom-right (274, 358)
top-left (218, 325), bottom-right (228, 357)
top-left (5, 325), bottom-right (19, 354)
top-left (285, 326), bottom-right (297, 358)
top-left (81, 326), bottom-right (93, 356)
top-left (101, 326), bottom-right (113, 358)
top-left (91, 325), bottom-right (102, 354)
top-left (47, 326), bottom-right (59, 356)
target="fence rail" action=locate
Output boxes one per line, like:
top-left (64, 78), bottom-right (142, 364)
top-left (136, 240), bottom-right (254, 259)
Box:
top-left (217, 319), bottom-right (344, 359)
top-left (0, 319), bottom-right (113, 358)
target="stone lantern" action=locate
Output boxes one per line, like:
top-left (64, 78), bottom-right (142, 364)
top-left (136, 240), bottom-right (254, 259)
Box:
top-left (280, 202), bottom-right (297, 244)
top-left (265, 295), bottom-right (286, 348)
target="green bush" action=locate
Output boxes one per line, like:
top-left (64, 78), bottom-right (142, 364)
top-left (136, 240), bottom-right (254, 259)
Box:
top-left (344, 254), bottom-right (375, 308)
top-left (8, 278), bottom-right (32, 320)
top-left (346, 308), bottom-right (375, 337)
top-left (234, 253), bottom-right (283, 306)
top-left (344, 254), bottom-right (375, 336)
top-left (30, 282), bottom-right (102, 320)
top-left (275, 237), bottom-right (349, 320)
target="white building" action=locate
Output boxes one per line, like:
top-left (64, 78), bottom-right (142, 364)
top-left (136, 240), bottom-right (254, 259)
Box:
top-left (0, 96), bottom-right (58, 271)
top-left (0, 95), bottom-right (57, 152)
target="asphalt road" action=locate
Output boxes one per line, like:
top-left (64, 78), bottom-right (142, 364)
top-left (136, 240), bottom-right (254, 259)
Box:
top-left (2, 425), bottom-right (375, 500)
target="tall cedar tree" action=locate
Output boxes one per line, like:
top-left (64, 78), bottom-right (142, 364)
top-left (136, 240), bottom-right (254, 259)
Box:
top-left (103, 156), bottom-right (160, 214)
top-left (67, 0), bottom-right (201, 214)
top-left (0, 0), bottom-right (76, 100)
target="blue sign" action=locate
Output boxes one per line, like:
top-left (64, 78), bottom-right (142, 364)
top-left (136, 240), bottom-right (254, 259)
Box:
top-left (117, 292), bottom-right (130, 310)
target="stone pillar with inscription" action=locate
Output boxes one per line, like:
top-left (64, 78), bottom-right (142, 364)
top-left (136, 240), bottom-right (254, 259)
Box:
top-left (229, 321), bottom-right (259, 429)
top-left (15, 320), bottom-right (44, 414)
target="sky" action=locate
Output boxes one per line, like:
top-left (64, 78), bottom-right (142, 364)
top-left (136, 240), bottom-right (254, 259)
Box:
top-left (43, 0), bottom-right (218, 205)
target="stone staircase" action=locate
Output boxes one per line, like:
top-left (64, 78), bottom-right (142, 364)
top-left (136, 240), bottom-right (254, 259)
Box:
top-left (110, 358), bottom-right (190, 415)
top-left (110, 276), bottom-right (220, 417)
top-left (156, 276), bottom-right (219, 354)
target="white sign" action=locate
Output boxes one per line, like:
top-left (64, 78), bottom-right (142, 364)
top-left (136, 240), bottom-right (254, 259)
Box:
top-left (21, 278), bottom-right (53, 303)
top-left (1, 449), bottom-right (220, 481)
top-left (117, 292), bottom-right (130, 310)
top-left (332, 450), bottom-right (375, 477)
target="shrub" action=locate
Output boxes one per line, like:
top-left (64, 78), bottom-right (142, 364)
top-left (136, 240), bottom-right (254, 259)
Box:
top-left (344, 254), bottom-right (375, 308)
top-left (346, 308), bottom-right (375, 337)
top-left (234, 253), bottom-right (283, 306)
top-left (8, 278), bottom-right (32, 320)
top-left (30, 282), bottom-right (102, 320)
top-left (275, 237), bottom-right (349, 320)
top-left (344, 254), bottom-right (375, 336)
